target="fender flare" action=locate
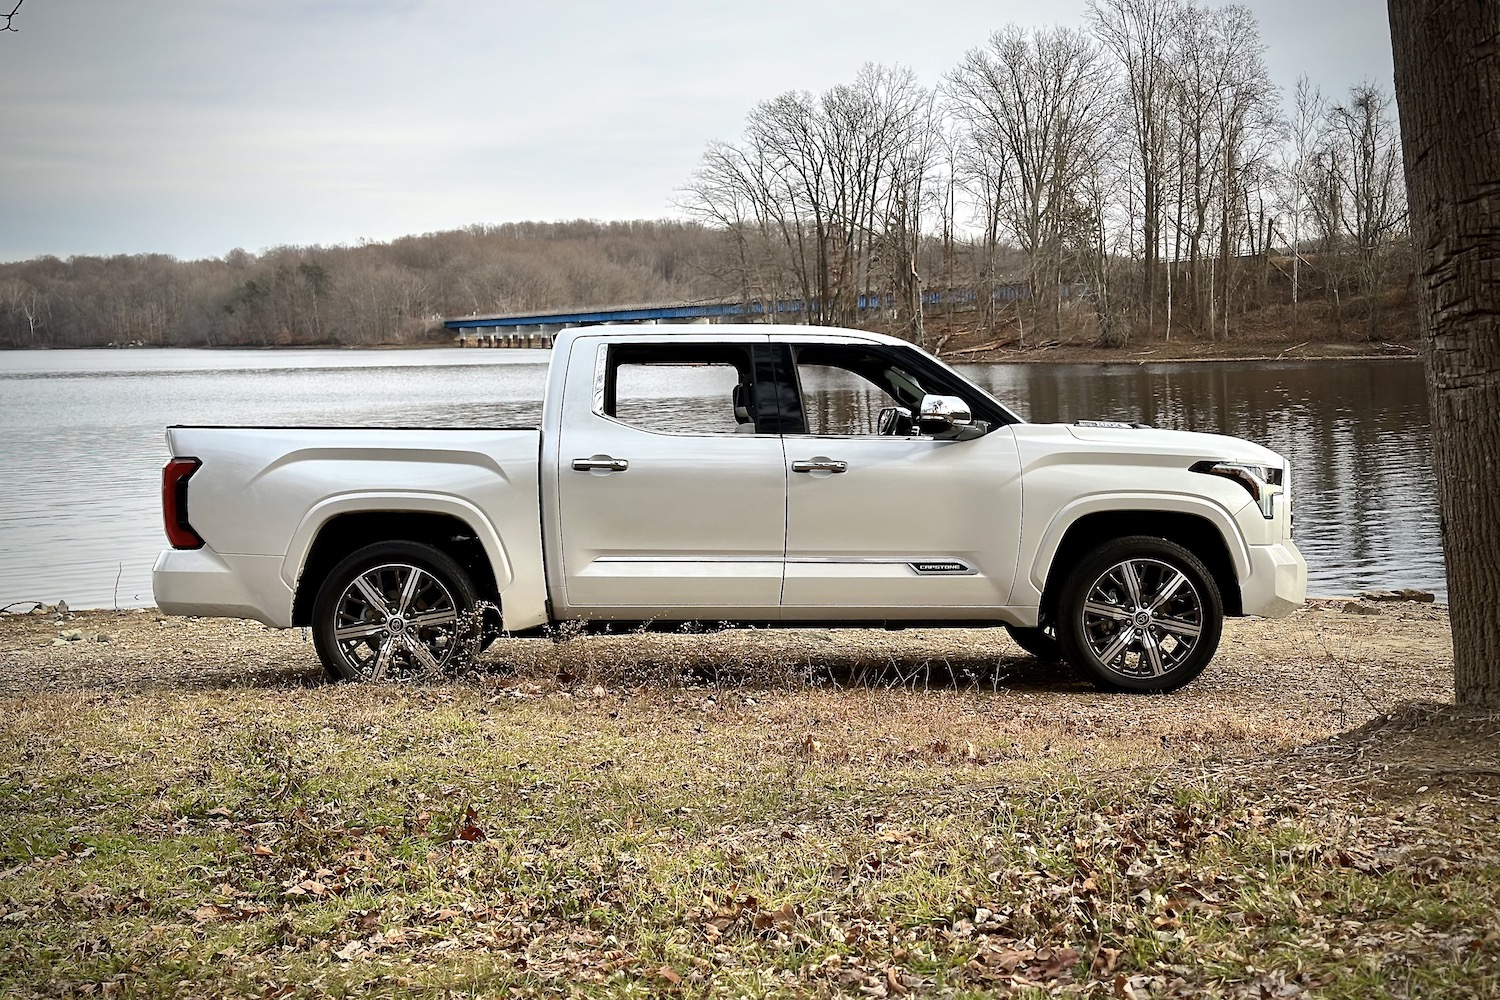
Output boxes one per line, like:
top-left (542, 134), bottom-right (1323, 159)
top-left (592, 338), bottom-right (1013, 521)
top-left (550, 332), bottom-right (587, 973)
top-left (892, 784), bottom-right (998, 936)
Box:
top-left (280, 491), bottom-right (515, 595)
top-left (1026, 492), bottom-right (1251, 595)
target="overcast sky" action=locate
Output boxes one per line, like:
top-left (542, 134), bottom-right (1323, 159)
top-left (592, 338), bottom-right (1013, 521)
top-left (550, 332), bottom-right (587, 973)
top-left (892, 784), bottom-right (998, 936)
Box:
top-left (0, 0), bottom-right (1394, 263)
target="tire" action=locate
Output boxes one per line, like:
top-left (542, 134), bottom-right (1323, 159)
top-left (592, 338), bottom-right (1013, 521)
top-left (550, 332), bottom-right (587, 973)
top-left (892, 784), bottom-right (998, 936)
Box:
top-left (1055, 536), bottom-right (1223, 693)
top-left (1003, 624), bottom-right (1062, 662)
top-left (311, 541), bottom-right (480, 682)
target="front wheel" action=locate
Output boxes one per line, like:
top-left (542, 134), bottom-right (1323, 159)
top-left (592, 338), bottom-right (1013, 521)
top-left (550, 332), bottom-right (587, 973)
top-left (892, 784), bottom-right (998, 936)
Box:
top-left (312, 541), bottom-right (480, 682)
top-left (1055, 536), bottom-right (1223, 693)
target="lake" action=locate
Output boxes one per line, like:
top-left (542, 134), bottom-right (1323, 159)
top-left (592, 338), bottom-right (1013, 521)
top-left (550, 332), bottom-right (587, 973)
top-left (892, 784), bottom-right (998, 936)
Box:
top-left (0, 347), bottom-right (1443, 611)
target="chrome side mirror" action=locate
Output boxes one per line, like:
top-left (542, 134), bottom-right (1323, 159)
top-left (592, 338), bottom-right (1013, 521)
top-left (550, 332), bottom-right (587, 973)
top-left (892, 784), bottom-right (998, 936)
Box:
top-left (917, 394), bottom-right (973, 437)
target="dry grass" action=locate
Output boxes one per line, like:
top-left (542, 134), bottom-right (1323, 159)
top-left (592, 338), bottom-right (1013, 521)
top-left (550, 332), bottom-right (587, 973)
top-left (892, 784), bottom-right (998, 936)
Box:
top-left (2, 601), bottom-right (1496, 998)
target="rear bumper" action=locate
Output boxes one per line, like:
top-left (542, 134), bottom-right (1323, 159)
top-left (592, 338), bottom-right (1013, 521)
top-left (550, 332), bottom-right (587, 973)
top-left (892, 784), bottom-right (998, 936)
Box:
top-left (151, 548), bottom-right (294, 627)
top-left (1239, 540), bottom-right (1306, 618)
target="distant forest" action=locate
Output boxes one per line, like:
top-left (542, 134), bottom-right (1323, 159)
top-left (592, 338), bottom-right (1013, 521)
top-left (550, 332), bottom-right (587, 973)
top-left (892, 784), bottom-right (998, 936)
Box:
top-left (1, 0), bottom-right (1413, 351)
top-left (0, 221), bottom-right (725, 349)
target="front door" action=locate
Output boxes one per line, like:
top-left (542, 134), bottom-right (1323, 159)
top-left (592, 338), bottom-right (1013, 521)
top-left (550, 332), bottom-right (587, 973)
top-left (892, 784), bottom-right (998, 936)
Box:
top-left (778, 342), bottom-right (1024, 616)
top-left (552, 336), bottom-right (788, 616)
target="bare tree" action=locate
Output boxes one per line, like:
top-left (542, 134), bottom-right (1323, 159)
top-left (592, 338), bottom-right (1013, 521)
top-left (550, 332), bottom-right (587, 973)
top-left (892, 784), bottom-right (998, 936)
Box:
top-left (684, 64), bottom-right (935, 336)
top-left (1069, 153), bottom-right (1130, 346)
top-left (952, 127), bottom-right (1012, 337)
top-left (1280, 76), bottom-right (1326, 338)
top-left (1388, 0), bottom-right (1500, 707)
top-left (1156, 2), bottom-right (1279, 340)
top-left (0, 278), bottom-right (46, 345)
top-left (948, 25), bottom-right (1114, 344)
top-left (2, 1), bottom-right (23, 33)
top-left (1089, 0), bottom-right (1178, 334)
top-left (1205, 5), bottom-right (1280, 341)
top-left (1323, 84), bottom-right (1407, 340)
top-left (681, 140), bottom-right (791, 319)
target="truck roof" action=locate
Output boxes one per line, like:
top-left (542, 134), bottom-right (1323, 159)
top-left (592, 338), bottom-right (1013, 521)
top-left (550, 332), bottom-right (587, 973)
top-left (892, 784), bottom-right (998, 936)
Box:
top-left (550, 323), bottom-right (913, 354)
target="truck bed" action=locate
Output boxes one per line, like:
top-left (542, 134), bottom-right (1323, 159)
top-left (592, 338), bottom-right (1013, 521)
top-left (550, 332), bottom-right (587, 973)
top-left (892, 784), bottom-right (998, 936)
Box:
top-left (154, 426), bottom-right (547, 629)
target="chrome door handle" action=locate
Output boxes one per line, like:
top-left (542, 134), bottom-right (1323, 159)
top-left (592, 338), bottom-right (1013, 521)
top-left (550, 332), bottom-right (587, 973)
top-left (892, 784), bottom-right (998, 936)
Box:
top-left (572, 457), bottom-right (629, 473)
top-left (791, 459), bottom-right (848, 474)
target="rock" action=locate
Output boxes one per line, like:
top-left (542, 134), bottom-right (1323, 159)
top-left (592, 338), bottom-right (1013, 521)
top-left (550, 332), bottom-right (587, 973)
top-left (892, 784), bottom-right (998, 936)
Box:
top-left (1360, 589), bottom-right (1437, 603)
top-left (1343, 602), bottom-right (1382, 616)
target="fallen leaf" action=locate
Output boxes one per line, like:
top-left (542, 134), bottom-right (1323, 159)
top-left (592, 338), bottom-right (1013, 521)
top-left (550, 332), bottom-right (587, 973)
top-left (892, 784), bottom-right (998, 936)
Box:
top-left (455, 805), bottom-right (486, 842)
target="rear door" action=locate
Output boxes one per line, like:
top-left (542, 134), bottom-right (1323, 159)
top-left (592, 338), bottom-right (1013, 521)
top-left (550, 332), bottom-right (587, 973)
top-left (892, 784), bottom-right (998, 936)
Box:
top-left (551, 335), bottom-right (788, 616)
top-left (777, 342), bottom-right (1024, 617)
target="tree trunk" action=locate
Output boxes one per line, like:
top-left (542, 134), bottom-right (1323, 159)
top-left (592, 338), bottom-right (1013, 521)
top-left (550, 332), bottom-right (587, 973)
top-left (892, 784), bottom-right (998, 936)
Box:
top-left (1388, 0), bottom-right (1500, 706)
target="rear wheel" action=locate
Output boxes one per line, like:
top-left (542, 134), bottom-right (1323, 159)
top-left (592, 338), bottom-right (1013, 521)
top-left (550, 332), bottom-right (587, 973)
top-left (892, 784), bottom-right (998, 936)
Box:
top-left (312, 541), bottom-right (480, 682)
top-left (1055, 536), bottom-right (1222, 693)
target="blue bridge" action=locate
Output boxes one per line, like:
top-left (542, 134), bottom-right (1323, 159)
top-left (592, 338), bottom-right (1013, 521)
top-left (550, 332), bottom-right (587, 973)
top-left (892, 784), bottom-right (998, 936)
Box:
top-left (442, 286), bottom-right (1083, 347)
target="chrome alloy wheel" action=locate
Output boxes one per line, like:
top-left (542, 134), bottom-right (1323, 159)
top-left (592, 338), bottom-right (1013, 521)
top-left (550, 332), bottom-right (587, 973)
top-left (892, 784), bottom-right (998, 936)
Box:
top-left (329, 561), bottom-right (461, 680)
top-left (1077, 557), bottom-right (1205, 679)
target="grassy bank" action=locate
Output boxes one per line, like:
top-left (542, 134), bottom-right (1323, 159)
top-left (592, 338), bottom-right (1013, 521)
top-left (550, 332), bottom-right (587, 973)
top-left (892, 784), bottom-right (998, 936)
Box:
top-left (2, 603), bottom-right (1496, 998)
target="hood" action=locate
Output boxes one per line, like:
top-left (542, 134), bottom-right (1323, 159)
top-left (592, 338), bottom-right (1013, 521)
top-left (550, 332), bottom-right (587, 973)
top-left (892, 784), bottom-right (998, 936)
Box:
top-left (1013, 422), bottom-right (1285, 467)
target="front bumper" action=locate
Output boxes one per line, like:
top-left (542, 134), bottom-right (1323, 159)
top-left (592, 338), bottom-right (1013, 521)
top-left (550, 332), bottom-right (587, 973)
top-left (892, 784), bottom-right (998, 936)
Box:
top-left (151, 548), bottom-right (294, 626)
top-left (1239, 539), bottom-right (1307, 618)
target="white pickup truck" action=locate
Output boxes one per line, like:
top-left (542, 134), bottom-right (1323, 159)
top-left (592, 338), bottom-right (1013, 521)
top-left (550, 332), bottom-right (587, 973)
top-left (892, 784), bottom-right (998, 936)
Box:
top-left (152, 324), bottom-right (1305, 692)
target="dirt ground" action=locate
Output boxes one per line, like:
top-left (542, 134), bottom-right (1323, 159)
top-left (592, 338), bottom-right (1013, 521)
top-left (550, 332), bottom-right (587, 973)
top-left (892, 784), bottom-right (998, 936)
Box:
top-left (0, 598), bottom-right (1455, 746)
top-left (5, 600), bottom-right (1500, 998)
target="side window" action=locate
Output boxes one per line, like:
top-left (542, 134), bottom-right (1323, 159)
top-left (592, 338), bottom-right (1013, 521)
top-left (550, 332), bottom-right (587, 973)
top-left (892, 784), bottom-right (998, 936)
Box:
top-left (792, 345), bottom-right (928, 437)
top-left (797, 364), bottom-right (895, 435)
top-left (602, 343), bottom-right (759, 436)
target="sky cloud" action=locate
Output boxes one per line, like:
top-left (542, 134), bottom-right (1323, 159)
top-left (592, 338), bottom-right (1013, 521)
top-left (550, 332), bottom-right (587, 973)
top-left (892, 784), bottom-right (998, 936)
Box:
top-left (0, 0), bottom-right (1395, 262)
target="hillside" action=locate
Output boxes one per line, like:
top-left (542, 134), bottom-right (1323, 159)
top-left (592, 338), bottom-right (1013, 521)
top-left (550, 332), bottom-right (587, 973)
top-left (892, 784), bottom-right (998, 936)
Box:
top-left (0, 221), bottom-right (1417, 355)
top-left (0, 221), bottom-right (725, 350)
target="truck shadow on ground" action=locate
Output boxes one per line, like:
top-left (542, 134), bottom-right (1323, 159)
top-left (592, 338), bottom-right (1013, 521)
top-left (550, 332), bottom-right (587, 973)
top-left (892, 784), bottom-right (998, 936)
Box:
top-left (473, 632), bottom-right (1091, 695)
top-left (677, 654), bottom-right (1088, 694)
top-left (20, 649), bottom-right (1091, 697)
top-left (1, 612), bottom-right (1094, 696)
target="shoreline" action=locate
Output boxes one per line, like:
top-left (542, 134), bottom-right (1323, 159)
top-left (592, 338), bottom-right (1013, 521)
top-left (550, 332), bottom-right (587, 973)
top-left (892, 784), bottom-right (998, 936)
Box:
top-left (938, 338), bottom-right (1422, 366)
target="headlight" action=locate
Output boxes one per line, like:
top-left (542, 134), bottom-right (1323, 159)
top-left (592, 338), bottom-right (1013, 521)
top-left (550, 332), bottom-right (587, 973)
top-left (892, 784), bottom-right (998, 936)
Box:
top-left (1191, 460), bottom-right (1283, 518)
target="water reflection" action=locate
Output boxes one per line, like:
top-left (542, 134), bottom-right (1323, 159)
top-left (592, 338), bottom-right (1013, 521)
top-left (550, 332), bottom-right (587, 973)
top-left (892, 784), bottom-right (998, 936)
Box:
top-left (0, 350), bottom-right (1442, 609)
top-left (960, 360), bottom-right (1443, 601)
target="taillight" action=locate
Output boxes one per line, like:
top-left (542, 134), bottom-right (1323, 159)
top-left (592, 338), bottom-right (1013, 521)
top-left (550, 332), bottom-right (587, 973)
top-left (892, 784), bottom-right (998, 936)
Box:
top-left (162, 457), bottom-right (204, 549)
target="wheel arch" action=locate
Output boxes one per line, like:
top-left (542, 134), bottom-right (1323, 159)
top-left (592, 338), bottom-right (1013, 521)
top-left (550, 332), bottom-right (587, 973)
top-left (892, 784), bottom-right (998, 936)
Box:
top-left (1031, 499), bottom-right (1246, 624)
top-left (286, 496), bottom-right (511, 627)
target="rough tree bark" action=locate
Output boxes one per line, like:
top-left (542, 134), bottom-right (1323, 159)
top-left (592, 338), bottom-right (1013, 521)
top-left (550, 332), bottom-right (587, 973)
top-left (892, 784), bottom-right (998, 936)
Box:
top-left (1387, 0), bottom-right (1500, 706)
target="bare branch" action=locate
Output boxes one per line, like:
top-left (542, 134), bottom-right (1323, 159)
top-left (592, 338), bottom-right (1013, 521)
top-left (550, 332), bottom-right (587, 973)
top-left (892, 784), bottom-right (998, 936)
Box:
top-left (2, 1), bottom-right (24, 33)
